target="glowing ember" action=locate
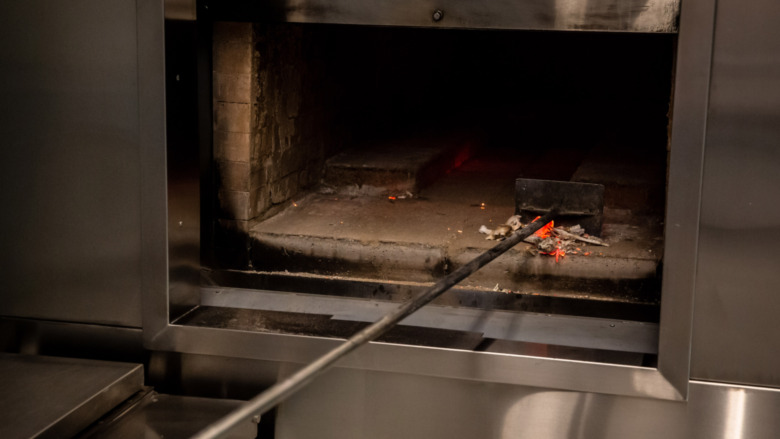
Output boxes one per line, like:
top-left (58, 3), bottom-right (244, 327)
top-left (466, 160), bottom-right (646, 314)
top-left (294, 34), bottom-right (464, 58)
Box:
top-left (542, 243), bottom-right (566, 262)
top-left (531, 216), bottom-right (555, 239)
top-left (388, 196), bottom-right (397, 200)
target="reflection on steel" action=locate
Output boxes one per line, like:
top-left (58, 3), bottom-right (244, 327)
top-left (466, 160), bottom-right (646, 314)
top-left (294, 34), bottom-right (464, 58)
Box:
top-left (205, 0), bottom-right (680, 33)
top-left (142, 352), bottom-right (780, 439)
top-left (274, 370), bottom-right (780, 439)
top-left (192, 212), bottom-right (558, 439)
top-left (724, 389), bottom-right (747, 439)
top-left (165, 0), bottom-right (196, 20)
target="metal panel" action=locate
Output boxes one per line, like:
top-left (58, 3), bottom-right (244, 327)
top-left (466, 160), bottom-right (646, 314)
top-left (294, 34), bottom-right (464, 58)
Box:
top-left (0, 1), bottom-right (144, 326)
top-left (139, 0), bottom-right (174, 338)
top-left (205, 0), bottom-right (680, 33)
top-left (657, 0), bottom-right (717, 397)
top-left (152, 324), bottom-right (681, 400)
top-left (0, 354), bottom-right (143, 439)
top-left (139, 353), bottom-right (780, 439)
top-left (691, 0), bottom-right (780, 386)
top-left (275, 367), bottom-right (780, 439)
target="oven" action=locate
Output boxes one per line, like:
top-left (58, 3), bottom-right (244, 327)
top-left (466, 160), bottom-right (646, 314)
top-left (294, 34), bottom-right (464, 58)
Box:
top-left (3, 0), bottom-right (780, 437)
top-left (160, 0), bottom-right (701, 403)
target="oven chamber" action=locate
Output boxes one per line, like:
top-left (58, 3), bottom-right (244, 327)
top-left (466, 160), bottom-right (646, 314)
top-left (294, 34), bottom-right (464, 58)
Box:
top-left (160, 0), bottom-right (701, 401)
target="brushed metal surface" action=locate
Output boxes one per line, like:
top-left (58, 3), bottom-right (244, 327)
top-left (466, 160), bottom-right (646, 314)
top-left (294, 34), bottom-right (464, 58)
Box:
top-left (200, 287), bottom-right (658, 354)
top-left (0, 0), bottom-right (144, 326)
top-left (274, 367), bottom-right (780, 439)
top-left (657, 0), bottom-right (717, 397)
top-left (691, 0), bottom-right (780, 386)
top-left (205, 0), bottom-right (680, 33)
top-left (0, 354), bottom-right (143, 439)
top-left (139, 352), bottom-right (780, 439)
top-left (81, 393), bottom-right (255, 439)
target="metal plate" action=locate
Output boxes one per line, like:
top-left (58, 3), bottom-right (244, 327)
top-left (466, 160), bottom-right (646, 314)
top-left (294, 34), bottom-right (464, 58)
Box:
top-left (691, 0), bottom-right (780, 386)
top-left (0, 0), bottom-right (144, 327)
top-left (0, 354), bottom-right (143, 439)
top-left (515, 178), bottom-right (605, 234)
top-left (275, 368), bottom-right (780, 439)
top-left (80, 393), bottom-right (255, 439)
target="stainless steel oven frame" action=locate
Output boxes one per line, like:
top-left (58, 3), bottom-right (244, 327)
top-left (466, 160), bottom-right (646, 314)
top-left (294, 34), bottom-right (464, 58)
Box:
top-left (143, 0), bottom-right (715, 401)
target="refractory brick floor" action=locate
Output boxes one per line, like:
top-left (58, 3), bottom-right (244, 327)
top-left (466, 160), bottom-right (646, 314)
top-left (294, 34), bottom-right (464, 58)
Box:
top-left (247, 137), bottom-right (666, 304)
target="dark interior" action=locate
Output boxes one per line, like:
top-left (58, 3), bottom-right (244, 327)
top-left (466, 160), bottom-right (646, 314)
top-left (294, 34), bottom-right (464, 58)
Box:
top-left (202, 24), bottom-right (677, 362)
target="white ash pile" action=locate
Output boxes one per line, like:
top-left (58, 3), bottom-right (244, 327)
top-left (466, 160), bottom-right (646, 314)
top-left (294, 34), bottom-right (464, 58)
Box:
top-left (479, 216), bottom-right (608, 261)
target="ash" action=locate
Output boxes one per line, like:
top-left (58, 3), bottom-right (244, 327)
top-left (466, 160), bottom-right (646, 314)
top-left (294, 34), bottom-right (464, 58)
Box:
top-left (479, 215), bottom-right (608, 261)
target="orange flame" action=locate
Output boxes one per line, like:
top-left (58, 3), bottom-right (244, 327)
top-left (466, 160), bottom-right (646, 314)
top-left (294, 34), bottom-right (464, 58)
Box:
top-left (531, 216), bottom-right (555, 239)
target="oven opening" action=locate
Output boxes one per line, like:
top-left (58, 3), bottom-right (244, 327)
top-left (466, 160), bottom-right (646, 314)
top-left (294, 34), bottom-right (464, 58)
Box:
top-left (190, 22), bottom-right (675, 366)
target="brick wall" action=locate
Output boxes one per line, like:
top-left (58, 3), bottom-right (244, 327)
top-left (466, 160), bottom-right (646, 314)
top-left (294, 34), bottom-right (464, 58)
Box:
top-left (213, 22), bottom-right (355, 225)
top-left (213, 22), bottom-right (255, 221)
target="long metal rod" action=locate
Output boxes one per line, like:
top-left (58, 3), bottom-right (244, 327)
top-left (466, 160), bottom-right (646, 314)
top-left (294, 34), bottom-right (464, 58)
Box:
top-left (192, 210), bottom-right (558, 439)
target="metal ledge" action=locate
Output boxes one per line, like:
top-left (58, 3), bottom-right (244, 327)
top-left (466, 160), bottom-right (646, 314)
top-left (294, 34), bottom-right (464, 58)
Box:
top-left (151, 324), bottom-right (681, 400)
top-left (200, 287), bottom-right (659, 354)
